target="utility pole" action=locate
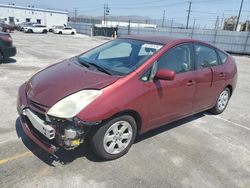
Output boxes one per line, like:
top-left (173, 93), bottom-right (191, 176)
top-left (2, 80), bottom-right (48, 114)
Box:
top-left (220, 12), bottom-right (224, 29)
top-left (74, 8), bottom-right (77, 18)
top-left (214, 16), bottom-right (220, 29)
top-left (128, 19), bottom-right (131, 35)
top-left (103, 4), bottom-right (110, 26)
top-left (186, 1), bottom-right (192, 29)
top-left (234, 0), bottom-right (244, 31)
top-left (162, 10), bottom-right (166, 28)
top-left (192, 18), bottom-right (196, 29)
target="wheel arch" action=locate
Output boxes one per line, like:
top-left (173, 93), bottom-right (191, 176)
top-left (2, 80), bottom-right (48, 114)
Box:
top-left (225, 84), bottom-right (233, 96)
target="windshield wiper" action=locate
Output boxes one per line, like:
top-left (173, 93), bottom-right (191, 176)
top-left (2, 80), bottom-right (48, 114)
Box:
top-left (78, 59), bottom-right (90, 68)
top-left (88, 63), bottom-right (112, 75)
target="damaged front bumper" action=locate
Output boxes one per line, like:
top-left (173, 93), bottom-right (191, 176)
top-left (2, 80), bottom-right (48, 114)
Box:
top-left (17, 84), bottom-right (98, 155)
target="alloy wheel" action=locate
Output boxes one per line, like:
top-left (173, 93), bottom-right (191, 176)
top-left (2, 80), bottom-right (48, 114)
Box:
top-left (217, 90), bottom-right (229, 111)
top-left (103, 121), bottom-right (133, 155)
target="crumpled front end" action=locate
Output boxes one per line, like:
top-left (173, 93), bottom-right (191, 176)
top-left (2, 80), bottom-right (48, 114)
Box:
top-left (17, 83), bottom-right (95, 154)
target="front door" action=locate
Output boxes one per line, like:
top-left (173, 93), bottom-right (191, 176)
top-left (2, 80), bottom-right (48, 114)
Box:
top-left (145, 43), bottom-right (196, 129)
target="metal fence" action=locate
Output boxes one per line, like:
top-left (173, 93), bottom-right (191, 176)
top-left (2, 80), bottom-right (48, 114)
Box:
top-left (69, 22), bottom-right (93, 36)
top-left (118, 26), bottom-right (250, 54)
top-left (69, 22), bottom-right (250, 54)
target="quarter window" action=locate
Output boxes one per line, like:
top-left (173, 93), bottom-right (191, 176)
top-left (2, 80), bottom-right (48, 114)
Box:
top-left (157, 44), bottom-right (192, 73)
top-left (194, 44), bottom-right (219, 69)
top-left (217, 50), bottom-right (228, 64)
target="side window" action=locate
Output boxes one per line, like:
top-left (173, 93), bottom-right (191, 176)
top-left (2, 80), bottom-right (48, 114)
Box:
top-left (194, 44), bottom-right (219, 69)
top-left (217, 50), bottom-right (228, 64)
top-left (98, 42), bottom-right (132, 59)
top-left (157, 44), bottom-right (192, 74)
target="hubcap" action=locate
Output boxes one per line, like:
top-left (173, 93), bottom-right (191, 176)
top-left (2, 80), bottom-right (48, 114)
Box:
top-left (103, 121), bottom-right (133, 155)
top-left (217, 90), bottom-right (229, 111)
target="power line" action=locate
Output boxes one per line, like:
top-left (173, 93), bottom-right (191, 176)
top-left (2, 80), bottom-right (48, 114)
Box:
top-left (110, 2), bottom-right (184, 9)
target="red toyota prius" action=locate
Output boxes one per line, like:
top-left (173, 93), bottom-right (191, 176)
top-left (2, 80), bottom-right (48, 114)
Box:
top-left (17, 35), bottom-right (237, 160)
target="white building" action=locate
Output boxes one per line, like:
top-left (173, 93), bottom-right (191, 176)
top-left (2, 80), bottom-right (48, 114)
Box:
top-left (96, 20), bottom-right (157, 28)
top-left (0, 4), bottom-right (68, 27)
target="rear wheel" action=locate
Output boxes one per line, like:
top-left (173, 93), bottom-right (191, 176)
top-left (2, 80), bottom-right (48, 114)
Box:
top-left (71, 32), bottom-right (75, 35)
top-left (28, 29), bottom-right (33, 33)
top-left (209, 87), bottom-right (230, 114)
top-left (91, 115), bottom-right (137, 160)
top-left (42, 29), bottom-right (47, 34)
top-left (59, 31), bottom-right (62, 34)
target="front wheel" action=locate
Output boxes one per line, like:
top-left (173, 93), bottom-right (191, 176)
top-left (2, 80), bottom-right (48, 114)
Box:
top-left (91, 115), bottom-right (137, 160)
top-left (209, 87), bottom-right (230, 114)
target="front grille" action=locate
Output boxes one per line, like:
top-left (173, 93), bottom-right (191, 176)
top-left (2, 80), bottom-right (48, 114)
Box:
top-left (5, 41), bottom-right (13, 47)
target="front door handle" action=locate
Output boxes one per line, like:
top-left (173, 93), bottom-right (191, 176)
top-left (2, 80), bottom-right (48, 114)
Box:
top-left (186, 80), bottom-right (194, 86)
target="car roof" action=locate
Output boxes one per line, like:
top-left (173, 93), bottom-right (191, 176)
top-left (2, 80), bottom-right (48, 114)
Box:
top-left (119, 35), bottom-right (206, 46)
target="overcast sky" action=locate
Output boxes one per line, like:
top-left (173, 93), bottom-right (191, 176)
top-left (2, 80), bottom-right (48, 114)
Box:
top-left (0, 0), bottom-right (250, 28)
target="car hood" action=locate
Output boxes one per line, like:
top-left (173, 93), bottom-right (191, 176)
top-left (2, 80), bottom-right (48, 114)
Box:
top-left (26, 57), bottom-right (120, 107)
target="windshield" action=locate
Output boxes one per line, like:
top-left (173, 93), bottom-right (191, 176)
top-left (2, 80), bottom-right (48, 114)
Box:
top-left (78, 39), bottom-right (163, 75)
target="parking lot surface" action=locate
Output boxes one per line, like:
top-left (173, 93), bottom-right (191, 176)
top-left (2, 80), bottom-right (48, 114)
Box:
top-left (0, 32), bottom-right (249, 188)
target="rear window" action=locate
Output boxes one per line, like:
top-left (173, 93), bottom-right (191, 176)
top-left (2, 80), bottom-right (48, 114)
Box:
top-left (217, 50), bottom-right (228, 64)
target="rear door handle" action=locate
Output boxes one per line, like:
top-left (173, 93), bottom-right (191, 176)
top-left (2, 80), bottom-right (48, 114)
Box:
top-left (218, 72), bottom-right (226, 77)
top-left (186, 80), bottom-right (195, 86)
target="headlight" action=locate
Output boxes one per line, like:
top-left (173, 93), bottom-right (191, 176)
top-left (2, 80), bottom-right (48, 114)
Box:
top-left (47, 90), bottom-right (102, 119)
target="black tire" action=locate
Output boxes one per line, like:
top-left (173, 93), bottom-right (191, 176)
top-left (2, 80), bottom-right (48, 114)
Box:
top-left (28, 29), bottom-right (33, 33)
top-left (91, 115), bottom-right (137, 160)
top-left (0, 51), bottom-right (3, 64)
top-left (42, 29), bottom-right (47, 34)
top-left (71, 32), bottom-right (75, 35)
top-left (59, 31), bottom-right (62, 34)
top-left (209, 87), bottom-right (231, 114)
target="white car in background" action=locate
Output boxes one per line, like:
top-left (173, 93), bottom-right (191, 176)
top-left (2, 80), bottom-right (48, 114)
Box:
top-left (24, 24), bottom-right (48, 33)
top-left (48, 25), bottom-right (63, 32)
top-left (53, 26), bottom-right (77, 35)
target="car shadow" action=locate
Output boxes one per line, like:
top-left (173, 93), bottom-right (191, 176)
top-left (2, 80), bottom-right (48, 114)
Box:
top-left (3, 57), bottom-right (17, 64)
top-left (15, 112), bottom-right (205, 165)
top-left (135, 112), bottom-right (205, 143)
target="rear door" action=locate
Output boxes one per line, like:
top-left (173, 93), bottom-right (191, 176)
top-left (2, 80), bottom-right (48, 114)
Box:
top-left (63, 28), bottom-right (71, 34)
top-left (211, 50), bottom-right (227, 97)
top-left (193, 43), bottom-right (225, 112)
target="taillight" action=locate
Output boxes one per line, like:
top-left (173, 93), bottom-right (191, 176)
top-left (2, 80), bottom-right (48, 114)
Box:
top-left (0, 35), bottom-right (12, 42)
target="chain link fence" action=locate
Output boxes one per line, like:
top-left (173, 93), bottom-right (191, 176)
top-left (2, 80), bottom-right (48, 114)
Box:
top-left (69, 22), bottom-right (250, 54)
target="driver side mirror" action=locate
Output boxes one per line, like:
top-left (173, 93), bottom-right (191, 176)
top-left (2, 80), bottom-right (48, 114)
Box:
top-left (155, 69), bottom-right (176, 81)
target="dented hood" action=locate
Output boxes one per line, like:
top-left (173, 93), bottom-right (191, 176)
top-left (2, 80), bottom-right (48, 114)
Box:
top-left (26, 57), bottom-right (120, 107)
